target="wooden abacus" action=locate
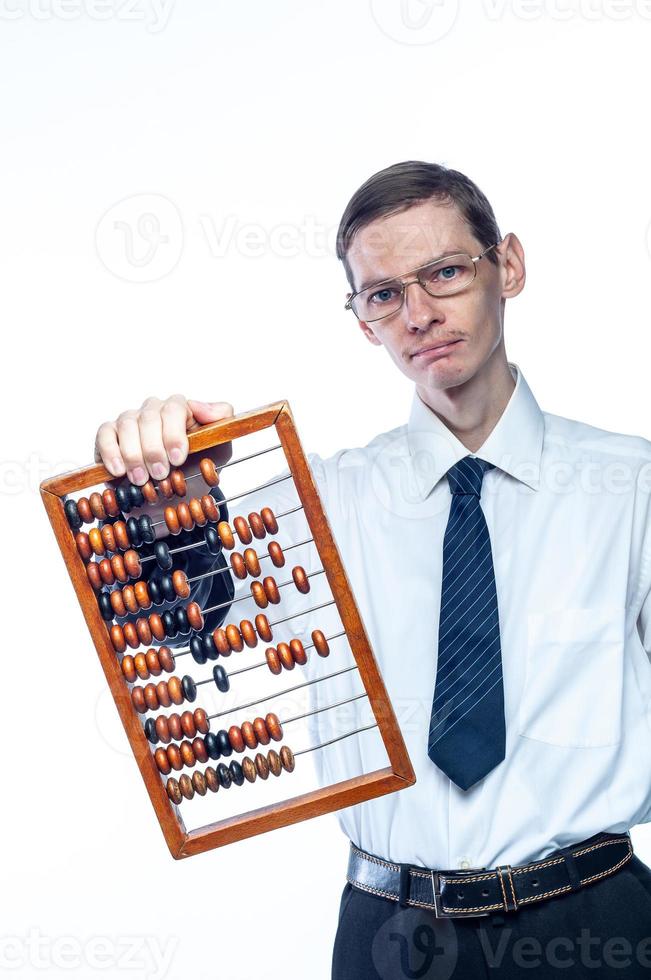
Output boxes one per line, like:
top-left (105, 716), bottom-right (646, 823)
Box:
top-left (40, 401), bottom-right (416, 859)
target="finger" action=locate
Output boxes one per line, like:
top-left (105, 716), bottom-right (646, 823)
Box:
top-left (160, 394), bottom-right (192, 467)
top-left (137, 397), bottom-right (169, 480)
top-left (187, 399), bottom-right (235, 428)
top-left (115, 410), bottom-right (148, 485)
top-left (94, 421), bottom-right (126, 478)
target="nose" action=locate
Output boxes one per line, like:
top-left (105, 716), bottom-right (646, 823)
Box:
top-left (402, 279), bottom-right (445, 332)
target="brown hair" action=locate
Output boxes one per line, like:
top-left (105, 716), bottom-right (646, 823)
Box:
top-left (336, 160), bottom-right (501, 288)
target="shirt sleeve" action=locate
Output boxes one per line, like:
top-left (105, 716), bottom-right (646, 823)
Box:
top-left (637, 577), bottom-right (651, 667)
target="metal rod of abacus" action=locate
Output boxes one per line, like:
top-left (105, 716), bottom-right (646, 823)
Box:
top-left (294, 722), bottom-right (378, 757)
top-left (268, 598), bottom-right (335, 629)
top-left (205, 663), bottom-right (360, 718)
top-left (282, 691), bottom-right (367, 726)
top-left (151, 443), bottom-right (283, 492)
top-left (201, 568), bottom-right (325, 617)
top-left (150, 473), bottom-right (296, 528)
top-left (187, 536), bottom-right (314, 585)
top-left (227, 629), bottom-right (348, 676)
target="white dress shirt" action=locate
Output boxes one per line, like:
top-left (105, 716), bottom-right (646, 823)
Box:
top-left (226, 361), bottom-right (651, 870)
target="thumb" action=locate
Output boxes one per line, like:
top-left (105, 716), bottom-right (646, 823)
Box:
top-left (186, 399), bottom-right (234, 431)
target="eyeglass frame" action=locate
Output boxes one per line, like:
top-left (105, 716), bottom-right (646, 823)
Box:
top-left (344, 241), bottom-right (501, 323)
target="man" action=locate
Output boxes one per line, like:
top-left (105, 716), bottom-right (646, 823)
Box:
top-left (94, 161), bottom-right (651, 977)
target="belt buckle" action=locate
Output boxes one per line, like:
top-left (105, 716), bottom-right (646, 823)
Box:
top-left (431, 868), bottom-right (491, 919)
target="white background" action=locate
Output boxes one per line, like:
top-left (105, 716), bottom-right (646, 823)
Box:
top-left (2, 2), bottom-right (651, 978)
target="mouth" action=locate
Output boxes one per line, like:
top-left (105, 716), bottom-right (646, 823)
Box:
top-left (410, 339), bottom-right (463, 359)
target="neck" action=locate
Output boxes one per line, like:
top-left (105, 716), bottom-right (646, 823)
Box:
top-left (415, 349), bottom-right (516, 454)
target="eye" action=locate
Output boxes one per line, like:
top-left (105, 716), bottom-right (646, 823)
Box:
top-left (435, 265), bottom-right (461, 281)
top-left (369, 286), bottom-right (400, 305)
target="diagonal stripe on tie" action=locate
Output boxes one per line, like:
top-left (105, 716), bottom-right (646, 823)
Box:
top-left (427, 455), bottom-right (506, 790)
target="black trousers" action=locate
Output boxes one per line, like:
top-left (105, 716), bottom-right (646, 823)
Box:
top-left (331, 851), bottom-right (651, 978)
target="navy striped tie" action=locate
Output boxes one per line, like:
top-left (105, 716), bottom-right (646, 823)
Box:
top-left (427, 456), bottom-right (506, 790)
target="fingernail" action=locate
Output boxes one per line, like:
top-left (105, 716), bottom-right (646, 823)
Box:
top-left (133, 466), bottom-right (147, 485)
top-left (110, 457), bottom-right (124, 476)
top-left (152, 462), bottom-right (166, 479)
top-left (169, 448), bottom-right (184, 465)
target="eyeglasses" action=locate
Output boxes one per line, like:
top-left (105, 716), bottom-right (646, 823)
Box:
top-left (344, 243), bottom-right (500, 323)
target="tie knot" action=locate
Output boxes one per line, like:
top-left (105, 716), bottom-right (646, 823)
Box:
top-left (446, 456), bottom-right (494, 497)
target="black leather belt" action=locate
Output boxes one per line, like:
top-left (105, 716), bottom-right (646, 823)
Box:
top-left (346, 831), bottom-right (633, 918)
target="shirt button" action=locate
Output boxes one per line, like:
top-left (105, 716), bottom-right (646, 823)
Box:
top-left (459, 858), bottom-right (471, 870)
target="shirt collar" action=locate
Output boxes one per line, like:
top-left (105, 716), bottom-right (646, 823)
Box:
top-left (407, 361), bottom-right (544, 499)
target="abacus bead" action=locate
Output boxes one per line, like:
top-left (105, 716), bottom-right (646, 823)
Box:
top-left (110, 625), bottom-right (126, 653)
top-left (240, 620), bottom-right (257, 648)
top-left (99, 558), bottom-right (115, 585)
top-left (241, 721), bottom-right (258, 750)
top-left (126, 516), bottom-right (141, 547)
top-left (122, 585), bottom-right (138, 614)
top-left (255, 752), bottom-right (270, 779)
top-left (261, 507), bottom-right (278, 533)
top-left (213, 665), bottom-right (230, 693)
top-left (115, 484), bottom-right (132, 513)
top-left (179, 773), bottom-right (194, 799)
top-left (267, 749), bottom-right (282, 777)
top-left (109, 590), bottom-right (127, 617)
top-left (156, 681), bottom-right (171, 708)
top-left (134, 581), bottom-right (151, 610)
top-left (89, 527), bottom-right (104, 556)
top-left (290, 638), bottom-right (307, 665)
top-left (158, 477), bottom-right (173, 499)
top-left (168, 676), bottom-right (184, 705)
top-left (267, 541), bottom-right (285, 568)
top-left (292, 566), bottom-right (310, 594)
top-left (242, 757), bottom-right (257, 782)
top-left (99, 592), bottom-right (114, 620)
top-left (256, 614), bottom-right (272, 642)
top-left (149, 613), bottom-right (166, 641)
top-left (167, 744), bottom-right (183, 771)
top-left (312, 629), bottom-right (330, 657)
top-left (201, 494), bottom-right (219, 522)
top-left (164, 507), bottom-right (181, 535)
top-left (167, 714), bottom-right (182, 741)
top-left (250, 581), bottom-right (268, 608)
top-left (253, 717), bottom-right (270, 746)
top-left (179, 741), bottom-right (195, 768)
top-left (148, 577), bottom-right (162, 605)
top-left (177, 502), bottom-right (193, 532)
top-left (144, 683), bottom-right (160, 711)
top-left (192, 770), bottom-right (207, 796)
top-left (181, 675), bottom-right (197, 703)
top-left (186, 602), bottom-right (204, 631)
top-left (200, 457), bottom-right (219, 486)
top-left (263, 576), bottom-right (281, 604)
top-left (189, 498), bottom-right (207, 527)
top-left (248, 512), bottom-right (265, 539)
top-left (123, 549), bottom-right (141, 578)
top-left (155, 748), bottom-right (171, 775)
top-left (139, 515), bottom-right (155, 544)
top-left (121, 655), bottom-right (136, 682)
top-left (89, 492), bottom-right (107, 520)
top-left (280, 745), bottom-right (295, 773)
top-left (205, 767), bottom-right (220, 793)
top-left (131, 686), bottom-right (146, 713)
top-left (111, 554), bottom-right (128, 584)
top-left (212, 628), bottom-right (231, 656)
top-left (277, 643), bottom-right (294, 671)
top-left (145, 649), bottom-right (162, 676)
top-left (160, 573), bottom-right (176, 602)
top-left (77, 497), bottom-right (93, 523)
top-left (172, 570), bottom-right (190, 598)
top-left (194, 708), bottom-right (209, 734)
top-left (134, 654), bottom-right (149, 680)
top-left (154, 540), bottom-right (172, 570)
top-left (216, 730), bottom-right (232, 756)
top-left (170, 469), bottom-right (186, 497)
top-left (217, 521), bottom-right (234, 549)
top-left (203, 632), bottom-right (219, 660)
top-left (204, 525), bottom-right (221, 554)
top-left (265, 647), bottom-right (281, 675)
top-left (113, 520), bottom-right (130, 551)
top-left (228, 726), bottom-right (245, 753)
top-left (86, 562), bottom-right (103, 591)
top-left (243, 548), bottom-right (261, 576)
top-left (102, 488), bottom-right (120, 518)
top-left (180, 710), bottom-right (196, 738)
top-left (144, 718), bottom-right (158, 744)
top-left (233, 515), bottom-right (252, 544)
top-left (142, 480), bottom-right (157, 503)
top-left (129, 483), bottom-right (144, 508)
top-left (229, 760), bottom-right (244, 786)
top-left (170, 607), bottom-right (184, 635)
top-left (217, 763), bottom-right (232, 788)
top-left (266, 713), bottom-right (283, 742)
top-left (124, 622), bottom-right (140, 649)
top-left (230, 553), bottom-right (247, 580)
top-left (167, 778), bottom-right (182, 804)
top-left (158, 646), bottom-right (175, 672)
top-left (76, 532), bottom-right (92, 562)
top-left (205, 732), bottom-right (221, 760)
top-left (137, 615), bottom-right (154, 645)
top-left (225, 624), bottom-right (243, 652)
top-left (192, 738), bottom-right (208, 764)
top-left (190, 635), bottom-right (207, 665)
top-left (101, 523), bottom-right (117, 553)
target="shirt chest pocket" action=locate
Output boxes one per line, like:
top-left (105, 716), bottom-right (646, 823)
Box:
top-left (517, 605), bottom-right (626, 748)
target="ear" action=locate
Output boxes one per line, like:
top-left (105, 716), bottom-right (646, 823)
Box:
top-left (357, 318), bottom-right (383, 347)
top-left (498, 233), bottom-right (526, 298)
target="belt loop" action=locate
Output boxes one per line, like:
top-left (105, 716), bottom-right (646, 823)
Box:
top-left (398, 864), bottom-right (411, 908)
top-left (563, 852), bottom-right (582, 892)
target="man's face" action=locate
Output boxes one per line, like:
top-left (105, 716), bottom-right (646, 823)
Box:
top-left (345, 199), bottom-right (514, 394)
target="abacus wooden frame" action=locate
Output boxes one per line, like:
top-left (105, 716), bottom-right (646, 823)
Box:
top-left (40, 400), bottom-right (416, 859)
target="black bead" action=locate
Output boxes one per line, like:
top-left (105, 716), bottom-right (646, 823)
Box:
top-left (213, 665), bottom-right (230, 692)
top-left (190, 635), bottom-right (207, 665)
top-left (154, 540), bottom-right (172, 570)
top-left (126, 516), bottom-right (141, 548)
top-left (217, 762), bottom-right (232, 788)
top-left (116, 484), bottom-right (132, 514)
top-left (148, 576), bottom-right (162, 605)
top-left (203, 632), bottom-right (219, 661)
top-left (139, 514), bottom-right (155, 544)
top-left (144, 718), bottom-right (158, 744)
top-left (216, 729), bottom-right (232, 756)
top-left (229, 760), bottom-right (244, 786)
top-left (204, 731), bottom-right (221, 760)
top-left (98, 592), bottom-right (114, 621)
top-left (174, 607), bottom-right (189, 633)
top-left (64, 499), bottom-right (82, 530)
top-left (161, 610), bottom-right (177, 638)
top-left (204, 525), bottom-right (221, 555)
top-left (129, 483), bottom-right (144, 508)
top-left (159, 573), bottom-right (176, 603)
top-left (182, 675), bottom-right (197, 702)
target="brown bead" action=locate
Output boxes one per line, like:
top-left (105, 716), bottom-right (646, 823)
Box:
top-left (156, 680), bottom-right (171, 708)
top-left (277, 643), bottom-right (294, 671)
top-left (179, 773), bottom-right (194, 799)
top-left (177, 502), bottom-right (194, 532)
top-left (123, 622), bottom-right (140, 649)
top-left (261, 507), bottom-right (278, 534)
top-left (240, 620), bottom-right (257, 648)
top-left (123, 549), bottom-right (141, 578)
top-left (242, 756), bottom-right (257, 783)
top-left (193, 735), bottom-right (209, 762)
top-left (166, 777), bottom-right (182, 804)
top-left (111, 554), bottom-right (128, 584)
top-left (217, 521), bottom-right (235, 549)
top-left (149, 614), bottom-right (166, 641)
top-left (155, 747), bottom-right (171, 775)
top-left (265, 647), bottom-right (281, 675)
top-left (77, 497), bottom-right (93, 523)
top-left (312, 629), bottom-right (330, 657)
top-left (89, 492), bottom-right (107, 520)
top-left (266, 713), bottom-right (283, 742)
top-left (134, 580), bottom-right (151, 610)
top-left (86, 562), bottom-right (103, 592)
top-left (76, 532), bottom-right (92, 563)
top-left (113, 520), bottom-right (130, 550)
top-left (225, 624), bottom-right (243, 652)
top-left (212, 628), bottom-right (231, 656)
top-left (144, 683), bottom-right (159, 711)
top-left (110, 589), bottom-right (127, 617)
top-left (145, 649), bottom-right (162, 676)
top-left (241, 721), bottom-right (258, 750)
top-left (122, 585), bottom-right (138, 614)
top-left (167, 744), bottom-right (183, 771)
top-left (290, 638), bottom-right (307, 666)
top-left (256, 614), bottom-right (272, 642)
top-left (131, 686), bottom-right (146, 713)
top-left (280, 745), bottom-right (295, 773)
top-left (156, 715), bottom-right (171, 743)
top-left (186, 602), bottom-right (204, 631)
top-left (243, 548), bottom-right (261, 577)
top-left (201, 494), bottom-right (219, 522)
top-left (248, 512), bottom-right (265, 539)
top-left (158, 477), bottom-right (173, 499)
top-left (121, 655), bottom-right (136, 683)
top-left (250, 581), bottom-right (268, 608)
top-left (100, 523), bottom-right (116, 553)
top-left (134, 653), bottom-right (149, 680)
top-left (194, 708), bottom-right (209, 735)
top-left (180, 710), bottom-right (196, 738)
top-left (200, 457), bottom-right (219, 486)
top-left (292, 566), bottom-right (310, 594)
top-left (170, 469), bottom-right (186, 497)
top-left (179, 740), bottom-right (195, 768)
top-left (263, 576), bottom-right (281, 604)
top-left (164, 506), bottom-right (181, 535)
top-left (204, 766), bottom-right (220, 793)
top-left (233, 515), bottom-right (252, 545)
top-left (168, 714), bottom-right (183, 741)
top-left (98, 558), bottom-right (114, 585)
top-left (192, 770), bottom-right (207, 795)
top-left (267, 749), bottom-right (282, 777)
top-left (158, 646), bottom-right (175, 672)
top-left (230, 553), bottom-right (246, 580)
top-left (267, 541), bottom-right (285, 568)
top-left (89, 527), bottom-right (104, 557)
top-left (172, 570), bottom-right (190, 598)
top-left (229, 725), bottom-right (245, 752)
top-left (136, 617), bottom-right (153, 646)
top-left (141, 480), bottom-right (157, 503)
top-left (255, 752), bottom-right (270, 779)
top-left (102, 487), bottom-right (120, 518)
top-left (110, 625), bottom-right (126, 653)
top-left (188, 498), bottom-right (207, 527)
top-left (167, 676), bottom-right (184, 705)
top-left (253, 717), bottom-right (270, 746)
